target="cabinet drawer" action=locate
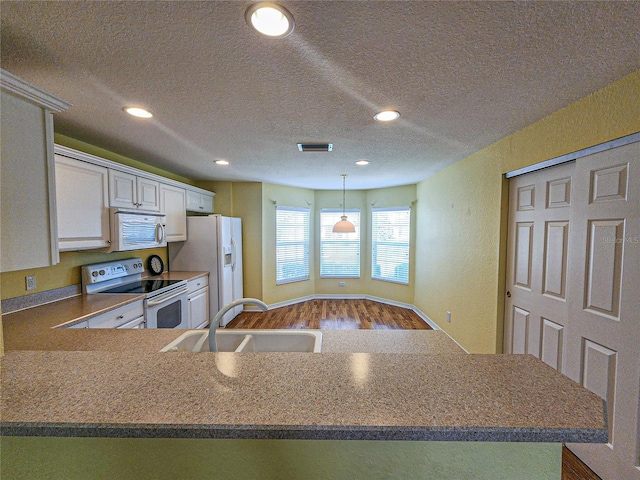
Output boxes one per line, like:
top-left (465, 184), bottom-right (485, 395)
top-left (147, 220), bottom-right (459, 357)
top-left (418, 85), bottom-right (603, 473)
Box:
top-left (66, 320), bottom-right (88, 329)
top-left (187, 276), bottom-right (209, 293)
top-left (88, 301), bottom-right (144, 329)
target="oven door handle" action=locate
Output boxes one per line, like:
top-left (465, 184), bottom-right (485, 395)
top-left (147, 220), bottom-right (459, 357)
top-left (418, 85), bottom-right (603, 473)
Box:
top-left (146, 286), bottom-right (189, 306)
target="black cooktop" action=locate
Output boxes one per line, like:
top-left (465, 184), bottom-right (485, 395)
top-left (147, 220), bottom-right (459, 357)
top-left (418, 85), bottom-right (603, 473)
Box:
top-left (101, 279), bottom-right (183, 295)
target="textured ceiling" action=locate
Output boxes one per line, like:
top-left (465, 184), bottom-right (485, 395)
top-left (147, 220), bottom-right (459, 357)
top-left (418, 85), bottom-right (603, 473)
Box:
top-left (2, 1), bottom-right (639, 190)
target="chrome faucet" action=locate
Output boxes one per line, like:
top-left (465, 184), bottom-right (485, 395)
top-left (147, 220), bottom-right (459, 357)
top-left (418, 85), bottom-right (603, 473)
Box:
top-left (209, 298), bottom-right (268, 352)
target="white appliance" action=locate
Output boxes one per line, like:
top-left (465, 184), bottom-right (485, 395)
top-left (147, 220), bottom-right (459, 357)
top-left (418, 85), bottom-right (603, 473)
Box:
top-left (81, 257), bottom-right (189, 329)
top-left (168, 215), bottom-right (243, 327)
top-left (106, 208), bottom-right (166, 252)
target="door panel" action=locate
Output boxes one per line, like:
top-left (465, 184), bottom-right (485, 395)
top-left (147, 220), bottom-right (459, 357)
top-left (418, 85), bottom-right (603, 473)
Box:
top-left (584, 219), bottom-right (624, 318)
top-left (542, 221), bottom-right (569, 298)
top-left (541, 319), bottom-right (563, 370)
top-left (511, 306), bottom-right (530, 354)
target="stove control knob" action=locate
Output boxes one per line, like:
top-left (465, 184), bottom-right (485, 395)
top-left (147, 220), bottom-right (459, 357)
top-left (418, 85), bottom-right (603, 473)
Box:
top-left (99, 269), bottom-right (105, 276)
top-left (133, 264), bottom-right (138, 269)
top-left (92, 271), bottom-right (98, 277)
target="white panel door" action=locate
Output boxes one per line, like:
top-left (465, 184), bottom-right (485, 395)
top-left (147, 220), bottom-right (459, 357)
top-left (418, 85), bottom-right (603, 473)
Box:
top-left (504, 161), bottom-right (574, 362)
top-left (564, 142), bottom-right (640, 480)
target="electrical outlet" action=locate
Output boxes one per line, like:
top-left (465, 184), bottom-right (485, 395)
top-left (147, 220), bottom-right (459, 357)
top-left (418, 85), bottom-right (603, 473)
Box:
top-left (26, 275), bottom-right (37, 291)
top-left (338, 281), bottom-right (346, 287)
top-left (446, 311), bottom-right (451, 323)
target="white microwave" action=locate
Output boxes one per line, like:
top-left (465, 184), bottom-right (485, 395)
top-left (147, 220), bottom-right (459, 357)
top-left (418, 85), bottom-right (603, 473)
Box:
top-left (108, 208), bottom-right (166, 252)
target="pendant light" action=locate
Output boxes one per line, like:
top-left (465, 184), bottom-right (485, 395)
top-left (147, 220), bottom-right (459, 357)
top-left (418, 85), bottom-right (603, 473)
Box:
top-left (333, 174), bottom-right (356, 233)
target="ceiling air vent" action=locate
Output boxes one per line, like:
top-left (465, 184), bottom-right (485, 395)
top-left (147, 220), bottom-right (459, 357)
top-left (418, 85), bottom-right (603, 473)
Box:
top-left (297, 143), bottom-right (333, 152)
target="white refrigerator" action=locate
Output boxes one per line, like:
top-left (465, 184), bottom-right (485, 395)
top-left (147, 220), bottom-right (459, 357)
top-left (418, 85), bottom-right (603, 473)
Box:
top-left (168, 215), bottom-right (243, 327)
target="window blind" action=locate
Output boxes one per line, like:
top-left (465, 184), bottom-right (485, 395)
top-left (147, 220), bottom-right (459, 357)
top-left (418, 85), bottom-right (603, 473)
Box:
top-left (371, 207), bottom-right (410, 284)
top-left (320, 209), bottom-right (360, 278)
top-left (276, 206), bottom-right (310, 284)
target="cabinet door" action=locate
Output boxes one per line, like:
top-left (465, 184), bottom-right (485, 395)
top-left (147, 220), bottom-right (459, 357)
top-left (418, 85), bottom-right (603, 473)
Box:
top-left (188, 287), bottom-right (209, 329)
top-left (186, 190), bottom-right (215, 214)
top-left (87, 300), bottom-right (144, 328)
top-left (200, 193), bottom-right (214, 214)
top-left (55, 155), bottom-right (110, 251)
top-left (1, 90), bottom-right (59, 271)
top-left (109, 169), bottom-right (137, 208)
top-left (186, 190), bottom-right (202, 211)
top-left (160, 184), bottom-right (187, 242)
top-left (137, 177), bottom-right (160, 212)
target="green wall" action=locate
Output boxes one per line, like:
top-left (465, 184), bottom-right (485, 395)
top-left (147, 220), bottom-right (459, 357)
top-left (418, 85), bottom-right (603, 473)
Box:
top-left (1, 437), bottom-right (561, 480)
top-left (413, 69), bottom-right (640, 354)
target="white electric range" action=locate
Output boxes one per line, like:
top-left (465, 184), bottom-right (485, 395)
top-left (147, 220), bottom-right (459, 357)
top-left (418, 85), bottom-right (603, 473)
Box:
top-left (81, 257), bottom-right (189, 329)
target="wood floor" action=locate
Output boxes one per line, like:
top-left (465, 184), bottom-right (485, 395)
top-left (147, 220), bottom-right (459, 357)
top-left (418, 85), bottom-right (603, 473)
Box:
top-left (562, 447), bottom-right (602, 480)
top-left (227, 298), bottom-right (432, 330)
top-left (229, 298), bottom-right (600, 479)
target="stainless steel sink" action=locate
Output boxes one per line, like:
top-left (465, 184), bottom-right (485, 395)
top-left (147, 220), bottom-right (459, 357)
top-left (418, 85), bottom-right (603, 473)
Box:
top-left (160, 329), bottom-right (322, 353)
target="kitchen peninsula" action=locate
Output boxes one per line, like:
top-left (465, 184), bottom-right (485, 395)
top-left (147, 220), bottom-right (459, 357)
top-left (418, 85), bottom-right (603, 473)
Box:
top-left (1, 295), bottom-right (607, 480)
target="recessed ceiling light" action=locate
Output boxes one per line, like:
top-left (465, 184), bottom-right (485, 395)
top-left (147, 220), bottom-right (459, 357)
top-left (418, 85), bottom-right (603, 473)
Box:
top-left (373, 110), bottom-right (400, 122)
top-left (215, 160), bottom-right (229, 165)
top-left (124, 106), bottom-right (153, 118)
top-left (246, 3), bottom-right (294, 38)
top-left (355, 160), bottom-right (370, 166)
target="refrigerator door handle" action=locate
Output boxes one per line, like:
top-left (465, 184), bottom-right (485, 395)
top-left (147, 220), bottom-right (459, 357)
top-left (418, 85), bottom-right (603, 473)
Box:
top-left (231, 237), bottom-right (237, 271)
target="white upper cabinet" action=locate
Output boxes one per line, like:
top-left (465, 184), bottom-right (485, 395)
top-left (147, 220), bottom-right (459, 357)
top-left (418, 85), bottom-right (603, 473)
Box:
top-left (160, 183), bottom-right (187, 242)
top-left (186, 189), bottom-right (214, 213)
top-left (52, 144), bottom-right (214, 247)
top-left (0, 70), bottom-right (71, 272)
top-left (55, 154), bottom-right (110, 251)
top-left (109, 169), bottom-right (160, 212)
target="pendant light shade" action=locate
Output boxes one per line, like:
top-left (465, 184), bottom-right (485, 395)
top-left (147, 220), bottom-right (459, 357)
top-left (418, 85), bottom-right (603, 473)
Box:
top-left (333, 174), bottom-right (356, 233)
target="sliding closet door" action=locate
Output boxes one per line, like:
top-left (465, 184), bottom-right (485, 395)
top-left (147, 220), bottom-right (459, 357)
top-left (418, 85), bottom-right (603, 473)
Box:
top-left (504, 139), bottom-right (640, 480)
top-left (563, 141), bottom-right (640, 480)
top-left (504, 161), bottom-right (574, 366)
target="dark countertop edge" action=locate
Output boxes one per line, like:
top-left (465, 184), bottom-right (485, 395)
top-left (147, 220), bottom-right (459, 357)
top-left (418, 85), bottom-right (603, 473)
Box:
top-left (0, 422), bottom-right (608, 443)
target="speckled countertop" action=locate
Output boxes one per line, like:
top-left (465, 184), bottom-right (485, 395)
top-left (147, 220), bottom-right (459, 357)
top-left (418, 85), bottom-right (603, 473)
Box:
top-left (0, 281), bottom-right (607, 443)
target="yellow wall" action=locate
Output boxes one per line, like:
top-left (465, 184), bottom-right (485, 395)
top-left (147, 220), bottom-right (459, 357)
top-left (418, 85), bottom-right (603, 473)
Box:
top-left (4, 71), bottom-right (637, 355)
top-left (414, 69), bottom-right (640, 354)
top-left (233, 183), bottom-right (264, 301)
top-left (0, 248), bottom-right (168, 300)
top-left (199, 181), bottom-right (416, 306)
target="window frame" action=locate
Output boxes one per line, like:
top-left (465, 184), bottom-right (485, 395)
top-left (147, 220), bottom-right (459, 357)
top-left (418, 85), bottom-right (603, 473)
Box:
top-left (319, 208), bottom-right (361, 278)
top-left (371, 206), bottom-right (411, 285)
top-left (275, 206), bottom-right (310, 285)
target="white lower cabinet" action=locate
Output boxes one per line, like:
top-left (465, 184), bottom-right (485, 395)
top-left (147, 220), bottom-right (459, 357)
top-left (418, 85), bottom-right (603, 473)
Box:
top-left (83, 300), bottom-right (144, 329)
top-left (187, 276), bottom-right (209, 329)
top-left (55, 154), bottom-right (110, 251)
